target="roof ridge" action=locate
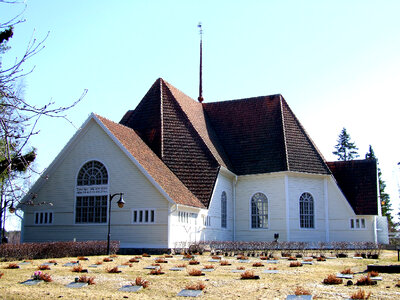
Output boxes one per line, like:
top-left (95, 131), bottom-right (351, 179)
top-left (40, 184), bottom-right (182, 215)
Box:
top-left (204, 94), bottom-right (283, 105)
top-left (280, 98), bottom-right (331, 174)
top-left (278, 96), bottom-right (290, 171)
top-left (162, 80), bottom-right (233, 170)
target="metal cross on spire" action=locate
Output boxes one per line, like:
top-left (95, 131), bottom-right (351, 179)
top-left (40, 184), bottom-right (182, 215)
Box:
top-left (197, 22), bottom-right (204, 103)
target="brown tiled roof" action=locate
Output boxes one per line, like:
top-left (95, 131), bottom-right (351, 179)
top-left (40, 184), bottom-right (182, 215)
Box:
top-left (119, 78), bottom-right (332, 207)
top-left (95, 114), bottom-right (204, 208)
top-left (204, 95), bottom-right (331, 175)
top-left (327, 159), bottom-right (378, 215)
top-left (121, 78), bottom-right (225, 207)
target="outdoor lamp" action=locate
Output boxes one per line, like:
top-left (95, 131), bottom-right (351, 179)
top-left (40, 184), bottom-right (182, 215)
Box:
top-left (107, 192), bottom-right (125, 255)
top-left (117, 196), bottom-right (125, 208)
top-left (8, 203), bottom-right (15, 214)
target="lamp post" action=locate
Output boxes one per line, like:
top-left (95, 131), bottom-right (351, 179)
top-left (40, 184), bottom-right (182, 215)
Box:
top-left (107, 193), bottom-right (125, 255)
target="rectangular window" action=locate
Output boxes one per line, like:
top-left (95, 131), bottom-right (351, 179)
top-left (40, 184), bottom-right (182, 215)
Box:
top-left (203, 215), bottom-right (211, 227)
top-left (75, 195), bottom-right (107, 224)
top-left (34, 212), bottom-right (53, 225)
top-left (132, 209), bottom-right (155, 224)
top-left (350, 218), bottom-right (366, 230)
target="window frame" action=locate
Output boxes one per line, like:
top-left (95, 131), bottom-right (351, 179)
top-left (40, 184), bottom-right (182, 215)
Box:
top-left (349, 217), bottom-right (366, 230)
top-left (34, 211), bottom-right (54, 225)
top-left (221, 191), bottom-right (227, 229)
top-left (299, 192), bottom-right (315, 230)
top-left (132, 208), bottom-right (156, 224)
top-left (74, 160), bottom-right (109, 225)
top-left (250, 192), bottom-right (269, 229)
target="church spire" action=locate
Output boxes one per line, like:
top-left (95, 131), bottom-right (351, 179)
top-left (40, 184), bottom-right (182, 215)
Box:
top-left (197, 22), bottom-right (204, 103)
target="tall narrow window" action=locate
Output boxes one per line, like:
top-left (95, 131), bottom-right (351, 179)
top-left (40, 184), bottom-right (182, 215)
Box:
top-left (251, 193), bottom-right (268, 229)
top-left (221, 191), bottom-right (227, 228)
top-left (299, 192), bottom-right (314, 229)
top-left (75, 160), bottom-right (108, 224)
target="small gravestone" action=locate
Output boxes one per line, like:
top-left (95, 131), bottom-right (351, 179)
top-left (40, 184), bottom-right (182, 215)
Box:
top-left (63, 262), bottom-right (79, 267)
top-left (118, 265), bottom-right (129, 268)
top-left (327, 256), bottom-right (336, 259)
top-left (239, 259), bottom-right (250, 263)
top-left (42, 262), bottom-right (55, 266)
top-left (231, 269), bottom-right (245, 273)
top-left (303, 257), bottom-right (313, 260)
top-left (170, 267), bottom-right (185, 271)
top-left (336, 273), bottom-right (353, 279)
top-left (66, 282), bottom-right (88, 288)
top-left (266, 260), bottom-right (278, 264)
top-left (263, 270), bottom-right (279, 274)
top-left (144, 266), bottom-right (159, 269)
top-left (208, 259), bottom-right (220, 262)
top-left (286, 295), bottom-right (312, 300)
top-left (89, 264), bottom-right (100, 268)
top-left (177, 289), bottom-right (202, 297)
top-left (302, 261), bottom-right (313, 265)
top-left (18, 262), bottom-right (31, 266)
top-left (119, 285), bottom-right (143, 292)
top-left (21, 279), bottom-right (42, 286)
top-left (353, 257), bottom-right (363, 259)
top-left (201, 268), bottom-right (214, 272)
top-left (370, 276), bottom-right (382, 281)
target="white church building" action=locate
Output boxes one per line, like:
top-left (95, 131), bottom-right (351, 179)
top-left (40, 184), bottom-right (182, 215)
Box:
top-left (20, 78), bottom-right (388, 250)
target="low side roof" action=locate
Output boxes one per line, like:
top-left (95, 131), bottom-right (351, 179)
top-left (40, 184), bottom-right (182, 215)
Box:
top-left (95, 114), bottom-right (204, 208)
top-left (327, 159), bottom-right (378, 215)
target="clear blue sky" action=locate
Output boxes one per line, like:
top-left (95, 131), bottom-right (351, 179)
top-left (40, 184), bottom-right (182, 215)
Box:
top-left (2, 0), bottom-right (399, 229)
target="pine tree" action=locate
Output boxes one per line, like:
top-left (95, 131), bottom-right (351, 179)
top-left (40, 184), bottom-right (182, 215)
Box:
top-left (333, 128), bottom-right (359, 161)
top-left (365, 145), bottom-right (395, 231)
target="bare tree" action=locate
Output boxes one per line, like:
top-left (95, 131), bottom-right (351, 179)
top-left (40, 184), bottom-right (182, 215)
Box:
top-left (0, 1), bottom-right (87, 242)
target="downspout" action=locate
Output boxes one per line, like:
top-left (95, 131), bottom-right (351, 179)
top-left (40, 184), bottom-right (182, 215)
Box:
top-left (233, 174), bottom-right (237, 241)
top-left (324, 177), bottom-right (330, 242)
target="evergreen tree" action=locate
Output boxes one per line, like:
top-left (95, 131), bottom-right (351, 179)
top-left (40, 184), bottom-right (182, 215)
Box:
top-left (333, 128), bottom-right (359, 161)
top-left (365, 145), bottom-right (395, 231)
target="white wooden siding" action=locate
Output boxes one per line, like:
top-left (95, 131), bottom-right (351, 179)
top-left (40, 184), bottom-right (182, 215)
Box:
top-left (23, 119), bottom-right (169, 248)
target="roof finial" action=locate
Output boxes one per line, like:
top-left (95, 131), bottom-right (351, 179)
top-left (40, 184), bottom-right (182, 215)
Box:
top-left (197, 22), bottom-right (204, 103)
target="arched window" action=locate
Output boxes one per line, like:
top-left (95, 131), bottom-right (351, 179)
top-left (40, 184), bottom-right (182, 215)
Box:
top-left (299, 192), bottom-right (314, 229)
top-left (221, 191), bottom-right (227, 228)
top-left (75, 161), bottom-right (108, 223)
top-left (251, 193), bottom-right (268, 229)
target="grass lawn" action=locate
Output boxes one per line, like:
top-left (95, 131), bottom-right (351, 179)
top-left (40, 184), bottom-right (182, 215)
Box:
top-left (1, 251), bottom-right (400, 299)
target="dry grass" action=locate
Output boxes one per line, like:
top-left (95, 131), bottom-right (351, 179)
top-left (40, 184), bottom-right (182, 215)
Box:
top-left (240, 270), bottom-right (258, 279)
top-left (252, 262), bottom-right (264, 267)
top-left (368, 270), bottom-right (379, 277)
top-left (5, 263), bottom-right (19, 269)
top-left (185, 282), bottom-right (206, 290)
top-left (0, 251), bottom-right (398, 299)
top-left (105, 266), bottom-right (120, 273)
top-left (203, 265), bottom-right (214, 269)
top-left (289, 261), bottom-right (302, 267)
top-left (134, 277), bottom-right (150, 288)
top-left (220, 260), bottom-right (231, 266)
top-left (187, 269), bottom-right (203, 276)
top-left (351, 289), bottom-right (371, 299)
top-left (294, 286), bottom-right (311, 295)
top-left (341, 268), bottom-right (354, 274)
top-left (77, 275), bottom-right (95, 285)
top-left (356, 275), bottom-right (377, 286)
top-left (323, 274), bottom-right (343, 285)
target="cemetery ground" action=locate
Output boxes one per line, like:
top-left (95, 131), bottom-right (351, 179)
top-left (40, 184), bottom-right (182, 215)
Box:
top-left (1, 251), bottom-right (400, 299)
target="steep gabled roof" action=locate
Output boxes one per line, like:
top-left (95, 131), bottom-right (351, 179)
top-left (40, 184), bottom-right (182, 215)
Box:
top-left (327, 159), bottom-right (378, 215)
top-left (121, 78), bottom-right (227, 207)
top-left (95, 114), bottom-right (204, 208)
top-left (120, 78), bottom-right (332, 207)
